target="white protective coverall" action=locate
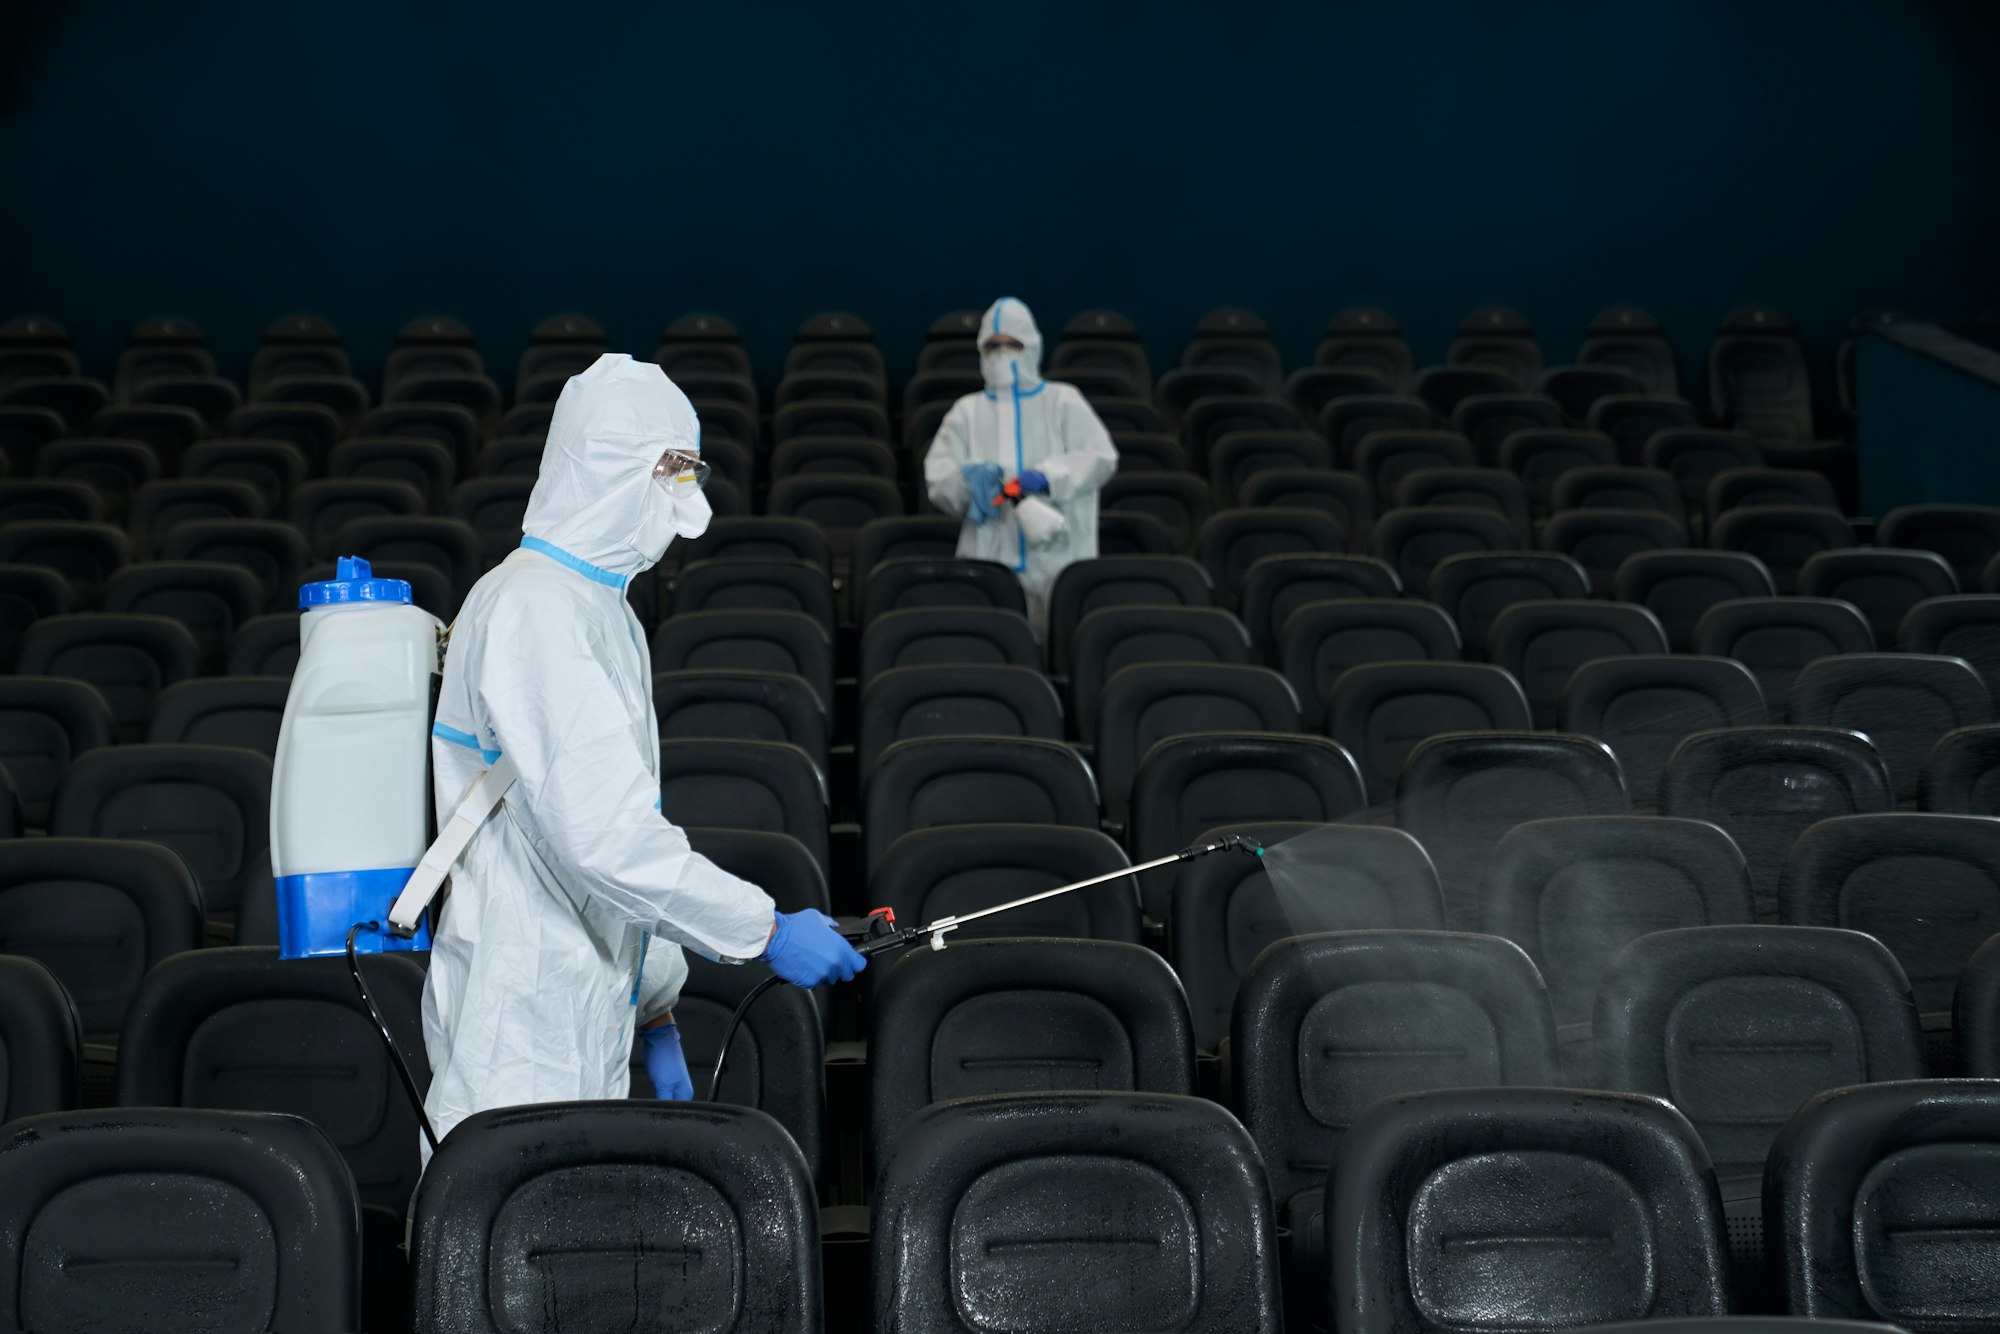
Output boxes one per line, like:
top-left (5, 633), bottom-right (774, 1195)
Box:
top-left (421, 352), bottom-right (775, 1147)
top-left (923, 297), bottom-right (1118, 635)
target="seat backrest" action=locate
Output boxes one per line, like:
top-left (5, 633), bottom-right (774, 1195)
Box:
top-left (666, 557), bottom-right (838, 633)
top-left (1643, 428), bottom-right (1766, 498)
top-left (1550, 465), bottom-right (1684, 523)
top-left (637, 954), bottom-right (827, 1181)
top-left (411, 1102), bottom-right (818, 1334)
top-left (1371, 505), bottom-right (1523, 593)
top-left (51, 743), bottom-right (272, 914)
top-left (859, 607), bottom-right (1041, 678)
top-left (1396, 731), bottom-right (1629, 928)
top-left (1325, 662), bottom-right (1533, 800)
top-left (1095, 663), bottom-right (1301, 817)
top-left (1239, 553), bottom-right (1400, 656)
top-left (1319, 394), bottom-right (1432, 462)
top-left (657, 739), bottom-right (827, 873)
top-left (0, 954), bottom-right (79, 1120)
top-left (651, 669), bottom-right (829, 768)
top-left (870, 938), bottom-right (1194, 1168)
top-left (676, 516), bottom-right (831, 571)
top-left (1878, 503), bottom-right (2000, 586)
top-left (652, 609), bottom-right (833, 709)
top-left (874, 1091), bottom-right (1279, 1334)
top-left (1901, 594), bottom-right (2000, 700)
top-left (0, 563), bottom-right (71, 670)
top-left (685, 826), bottom-right (828, 915)
top-left (1660, 726), bottom-right (1893, 923)
top-left (1233, 930), bottom-right (1558, 1206)
top-left (228, 612), bottom-right (300, 676)
top-left (1193, 508), bottom-right (1348, 600)
top-left (1336, 1087), bottom-right (1730, 1331)
top-left (863, 740), bottom-right (1099, 870)
top-left (1482, 816), bottom-right (1754, 1029)
top-left (1101, 472), bottom-right (1216, 549)
top-left (148, 680), bottom-right (292, 752)
top-left (1781, 813), bottom-right (2000, 1015)
top-left (859, 556), bottom-right (1025, 625)
top-left (100, 560), bottom-right (264, 668)
top-left (1614, 550), bottom-right (1776, 652)
top-left (1497, 427), bottom-right (1620, 496)
top-left (857, 664), bottom-right (1063, 774)
top-left (0, 1107), bottom-right (359, 1334)
top-left (1558, 655), bottom-right (1767, 807)
top-left (0, 838), bottom-right (205, 1035)
top-left (1277, 597), bottom-right (1460, 726)
top-left (1692, 597), bottom-right (1874, 708)
top-left (1069, 605), bottom-right (1253, 740)
top-left (1709, 505), bottom-right (1855, 592)
top-left (1798, 549), bottom-right (1959, 645)
top-left (0, 677), bottom-right (113, 828)
top-left (17, 613), bottom-right (203, 742)
top-left (1596, 925), bottom-right (1924, 1175)
top-left (1237, 467), bottom-right (1376, 545)
top-left (1920, 723), bottom-right (2000, 813)
top-left (115, 946), bottom-right (427, 1211)
top-left (1449, 393), bottom-right (1567, 462)
top-left (1047, 556), bottom-right (1216, 673)
top-left (1393, 465), bottom-right (1530, 541)
top-left (1487, 599), bottom-right (1670, 727)
top-left (1542, 508), bottom-right (1691, 595)
top-left (1353, 428), bottom-right (1476, 499)
top-left (1706, 465), bottom-right (1840, 520)
top-left (1428, 551), bottom-right (1589, 653)
top-left (163, 519), bottom-right (309, 611)
top-left (1787, 653), bottom-right (1993, 802)
top-left (867, 822), bottom-right (1139, 946)
top-left (1170, 823), bottom-right (1446, 1050)
top-left (1767, 1079), bottom-right (2000, 1330)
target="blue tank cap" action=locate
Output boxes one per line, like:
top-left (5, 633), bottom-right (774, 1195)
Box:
top-left (299, 555), bottom-right (412, 608)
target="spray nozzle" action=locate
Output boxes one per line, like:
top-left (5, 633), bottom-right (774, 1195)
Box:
top-left (1176, 833), bottom-right (1266, 861)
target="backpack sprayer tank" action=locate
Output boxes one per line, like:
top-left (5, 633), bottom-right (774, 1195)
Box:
top-left (270, 556), bottom-right (441, 958)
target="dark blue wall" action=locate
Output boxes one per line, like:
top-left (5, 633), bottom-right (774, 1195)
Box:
top-left (4, 0), bottom-right (1996, 390)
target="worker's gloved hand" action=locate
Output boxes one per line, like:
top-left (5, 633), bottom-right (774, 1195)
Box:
top-left (1016, 469), bottom-right (1050, 495)
top-left (639, 1020), bottom-right (695, 1100)
top-left (961, 463), bottom-right (1005, 523)
top-left (760, 909), bottom-right (867, 988)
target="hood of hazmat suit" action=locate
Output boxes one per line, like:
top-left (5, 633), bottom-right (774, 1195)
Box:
top-left (922, 297), bottom-right (1119, 636)
top-left (420, 352), bottom-right (774, 1151)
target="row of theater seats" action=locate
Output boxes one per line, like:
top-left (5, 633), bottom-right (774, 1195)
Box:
top-left (10, 632), bottom-right (2000, 918)
top-left (0, 302), bottom-right (1839, 445)
top-left (0, 397), bottom-right (1874, 591)
top-left (0, 920), bottom-right (1994, 1332)
top-left (0, 297), bottom-right (1847, 579)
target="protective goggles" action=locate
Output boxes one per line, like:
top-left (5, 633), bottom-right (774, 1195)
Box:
top-left (652, 446), bottom-right (710, 489)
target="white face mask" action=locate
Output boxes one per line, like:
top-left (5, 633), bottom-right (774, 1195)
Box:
top-left (629, 471), bottom-right (712, 566)
top-left (981, 348), bottom-right (1030, 393)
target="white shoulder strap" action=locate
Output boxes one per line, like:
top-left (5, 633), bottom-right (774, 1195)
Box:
top-left (388, 754), bottom-right (519, 934)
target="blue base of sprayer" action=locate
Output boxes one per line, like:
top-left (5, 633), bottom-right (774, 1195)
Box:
top-left (276, 867), bottom-right (432, 959)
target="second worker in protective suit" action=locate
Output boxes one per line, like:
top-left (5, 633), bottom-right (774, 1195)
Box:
top-left (924, 297), bottom-right (1118, 636)
top-left (421, 353), bottom-right (864, 1150)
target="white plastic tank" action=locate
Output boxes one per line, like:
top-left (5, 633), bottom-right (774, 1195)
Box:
top-left (270, 556), bottom-right (441, 958)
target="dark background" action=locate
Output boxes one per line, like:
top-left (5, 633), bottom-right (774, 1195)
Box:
top-left (4, 0), bottom-right (1997, 390)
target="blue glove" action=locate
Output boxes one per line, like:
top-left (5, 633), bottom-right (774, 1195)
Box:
top-left (961, 462), bottom-right (1004, 524)
top-left (640, 1020), bottom-right (694, 1100)
top-left (1017, 469), bottom-right (1049, 495)
top-left (759, 909), bottom-right (867, 988)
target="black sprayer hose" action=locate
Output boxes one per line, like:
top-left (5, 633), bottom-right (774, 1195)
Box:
top-left (705, 973), bottom-right (784, 1102)
top-left (346, 922), bottom-right (441, 1152)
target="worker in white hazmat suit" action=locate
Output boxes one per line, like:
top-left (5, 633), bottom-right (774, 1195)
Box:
top-left (421, 352), bottom-right (864, 1148)
top-left (924, 297), bottom-right (1118, 635)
